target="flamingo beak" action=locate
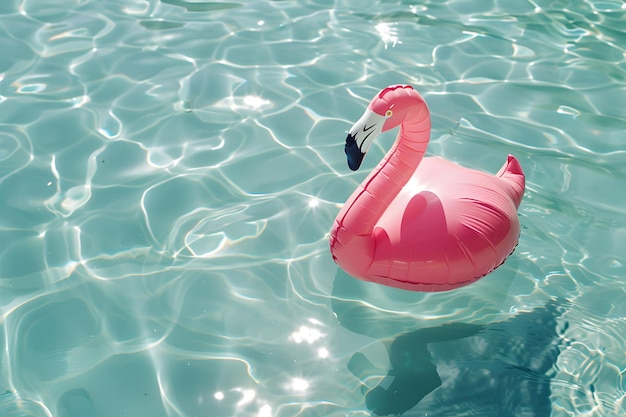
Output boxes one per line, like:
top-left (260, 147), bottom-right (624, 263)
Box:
top-left (344, 109), bottom-right (385, 171)
top-left (345, 133), bottom-right (365, 171)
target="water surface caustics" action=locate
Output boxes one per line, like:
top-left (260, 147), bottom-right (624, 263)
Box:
top-left (0, 0), bottom-right (625, 416)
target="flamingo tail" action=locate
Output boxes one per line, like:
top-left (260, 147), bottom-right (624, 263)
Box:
top-left (496, 155), bottom-right (525, 209)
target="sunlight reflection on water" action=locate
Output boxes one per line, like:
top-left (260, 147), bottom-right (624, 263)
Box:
top-left (0, 0), bottom-right (625, 416)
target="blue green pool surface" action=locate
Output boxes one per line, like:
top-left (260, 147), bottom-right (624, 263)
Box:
top-left (0, 0), bottom-right (625, 416)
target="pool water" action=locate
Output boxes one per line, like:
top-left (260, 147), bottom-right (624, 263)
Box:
top-left (1, 0), bottom-right (625, 416)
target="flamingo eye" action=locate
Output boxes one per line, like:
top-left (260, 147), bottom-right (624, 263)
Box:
top-left (385, 110), bottom-right (393, 117)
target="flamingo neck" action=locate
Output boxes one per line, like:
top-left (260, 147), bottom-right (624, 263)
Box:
top-left (334, 109), bottom-right (431, 240)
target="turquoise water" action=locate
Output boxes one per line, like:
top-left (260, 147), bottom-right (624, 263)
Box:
top-left (1, 0), bottom-right (625, 416)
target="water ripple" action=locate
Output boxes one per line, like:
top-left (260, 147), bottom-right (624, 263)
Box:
top-left (0, 0), bottom-right (625, 416)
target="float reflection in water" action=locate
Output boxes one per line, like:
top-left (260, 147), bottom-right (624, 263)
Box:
top-left (348, 300), bottom-right (565, 416)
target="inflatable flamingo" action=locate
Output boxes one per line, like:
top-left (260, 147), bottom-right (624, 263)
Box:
top-left (329, 85), bottom-right (525, 291)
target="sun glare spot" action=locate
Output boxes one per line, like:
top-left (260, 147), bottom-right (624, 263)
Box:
top-left (243, 95), bottom-right (271, 110)
top-left (290, 325), bottom-right (324, 344)
top-left (375, 22), bottom-right (400, 48)
top-left (317, 347), bottom-right (330, 359)
top-left (234, 388), bottom-right (256, 407)
top-left (290, 378), bottom-right (309, 392)
top-left (258, 404), bottom-right (272, 417)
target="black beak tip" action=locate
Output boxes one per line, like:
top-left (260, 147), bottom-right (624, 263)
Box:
top-left (345, 134), bottom-right (364, 171)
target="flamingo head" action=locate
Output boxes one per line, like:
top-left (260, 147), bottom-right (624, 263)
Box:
top-left (345, 85), bottom-right (425, 170)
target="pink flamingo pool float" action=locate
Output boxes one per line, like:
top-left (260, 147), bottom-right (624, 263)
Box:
top-left (330, 85), bottom-right (525, 291)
